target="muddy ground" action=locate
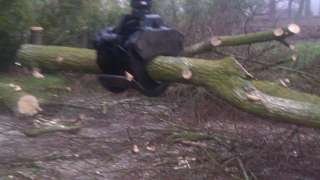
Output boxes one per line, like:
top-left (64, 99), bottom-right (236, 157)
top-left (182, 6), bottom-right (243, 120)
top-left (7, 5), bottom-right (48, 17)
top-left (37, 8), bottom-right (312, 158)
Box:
top-left (0, 81), bottom-right (320, 180)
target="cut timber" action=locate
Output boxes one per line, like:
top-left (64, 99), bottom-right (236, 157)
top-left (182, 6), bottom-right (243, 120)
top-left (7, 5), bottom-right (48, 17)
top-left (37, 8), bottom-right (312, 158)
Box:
top-left (0, 83), bottom-right (41, 116)
top-left (18, 44), bottom-right (100, 73)
top-left (17, 44), bottom-right (320, 128)
top-left (184, 24), bottom-right (300, 57)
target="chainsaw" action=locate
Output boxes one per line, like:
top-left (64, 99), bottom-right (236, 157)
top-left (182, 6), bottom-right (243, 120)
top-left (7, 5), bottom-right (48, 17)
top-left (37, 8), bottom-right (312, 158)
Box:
top-left (94, 0), bottom-right (184, 96)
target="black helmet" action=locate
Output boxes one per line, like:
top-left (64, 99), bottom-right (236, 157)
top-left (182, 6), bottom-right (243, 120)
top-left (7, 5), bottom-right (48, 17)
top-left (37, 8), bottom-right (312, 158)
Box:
top-left (130, 0), bottom-right (152, 10)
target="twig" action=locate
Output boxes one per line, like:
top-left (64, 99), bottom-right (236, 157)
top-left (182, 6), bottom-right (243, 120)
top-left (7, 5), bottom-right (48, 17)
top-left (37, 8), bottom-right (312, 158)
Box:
top-left (237, 158), bottom-right (250, 180)
top-left (23, 124), bottom-right (81, 137)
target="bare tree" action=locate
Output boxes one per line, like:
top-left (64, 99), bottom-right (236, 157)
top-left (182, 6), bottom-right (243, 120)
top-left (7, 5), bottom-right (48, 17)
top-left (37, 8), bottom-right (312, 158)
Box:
top-left (305, 0), bottom-right (313, 17)
top-left (269, 0), bottom-right (277, 18)
top-left (297, 0), bottom-right (305, 17)
top-left (288, 0), bottom-right (294, 18)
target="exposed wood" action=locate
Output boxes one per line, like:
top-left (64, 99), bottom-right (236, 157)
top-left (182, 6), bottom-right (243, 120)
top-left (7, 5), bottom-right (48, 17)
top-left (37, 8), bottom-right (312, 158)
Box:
top-left (16, 44), bottom-right (320, 128)
top-left (183, 24), bottom-right (300, 57)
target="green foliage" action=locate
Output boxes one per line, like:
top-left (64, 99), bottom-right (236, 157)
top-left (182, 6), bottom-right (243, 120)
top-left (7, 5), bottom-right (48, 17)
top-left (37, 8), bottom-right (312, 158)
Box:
top-left (33, 0), bottom-right (126, 46)
top-left (0, 0), bottom-right (32, 71)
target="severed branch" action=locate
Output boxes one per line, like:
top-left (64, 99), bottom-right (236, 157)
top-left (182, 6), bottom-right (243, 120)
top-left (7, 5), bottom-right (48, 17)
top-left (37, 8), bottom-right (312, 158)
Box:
top-left (183, 24), bottom-right (300, 57)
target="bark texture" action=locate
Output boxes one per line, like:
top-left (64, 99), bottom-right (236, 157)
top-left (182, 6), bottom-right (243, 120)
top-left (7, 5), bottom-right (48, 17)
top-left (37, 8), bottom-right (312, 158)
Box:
top-left (18, 44), bottom-right (99, 73)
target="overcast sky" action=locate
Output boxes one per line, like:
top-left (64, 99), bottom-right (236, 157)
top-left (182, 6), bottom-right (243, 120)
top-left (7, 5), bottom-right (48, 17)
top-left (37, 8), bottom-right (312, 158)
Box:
top-left (311, 0), bottom-right (320, 15)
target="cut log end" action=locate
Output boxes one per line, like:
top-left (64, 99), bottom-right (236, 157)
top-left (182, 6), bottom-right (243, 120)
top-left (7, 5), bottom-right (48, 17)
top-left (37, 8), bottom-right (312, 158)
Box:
top-left (30, 26), bottom-right (44, 32)
top-left (182, 69), bottom-right (193, 80)
top-left (17, 95), bottom-right (42, 116)
top-left (210, 37), bottom-right (222, 47)
top-left (273, 28), bottom-right (285, 37)
top-left (288, 24), bottom-right (301, 34)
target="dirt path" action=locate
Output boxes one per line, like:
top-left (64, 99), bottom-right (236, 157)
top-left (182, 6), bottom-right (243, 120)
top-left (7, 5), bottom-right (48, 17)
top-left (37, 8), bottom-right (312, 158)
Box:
top-left (1, 85), bottom-right (320, 180)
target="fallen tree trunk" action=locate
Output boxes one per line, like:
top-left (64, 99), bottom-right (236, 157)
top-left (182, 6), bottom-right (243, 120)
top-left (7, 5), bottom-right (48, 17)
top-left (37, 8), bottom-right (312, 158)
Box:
top-left (17, 44), bottom-right (320, 128)
top-left (184, 24), bottom-right (300, 57)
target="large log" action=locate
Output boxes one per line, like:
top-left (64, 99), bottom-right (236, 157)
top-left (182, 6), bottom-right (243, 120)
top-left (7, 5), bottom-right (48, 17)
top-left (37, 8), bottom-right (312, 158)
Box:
top-left (184, 24), bottom-right (300, 57)
top-left (17, 44), bottom-right (320, 128)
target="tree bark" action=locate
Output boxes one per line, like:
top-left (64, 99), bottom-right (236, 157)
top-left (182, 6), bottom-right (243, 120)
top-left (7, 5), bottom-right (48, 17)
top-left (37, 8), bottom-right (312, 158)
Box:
top-left (183, 24), bottom-right (300, 57)
top-left (18, 44), bottom-right (99, 73)
top-left (17, 44), bottom-right (320, 128)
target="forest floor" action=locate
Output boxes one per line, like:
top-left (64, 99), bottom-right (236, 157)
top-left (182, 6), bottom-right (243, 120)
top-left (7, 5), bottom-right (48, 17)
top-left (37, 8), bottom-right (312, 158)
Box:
top-left (0, 78), bottom-right (320, 180)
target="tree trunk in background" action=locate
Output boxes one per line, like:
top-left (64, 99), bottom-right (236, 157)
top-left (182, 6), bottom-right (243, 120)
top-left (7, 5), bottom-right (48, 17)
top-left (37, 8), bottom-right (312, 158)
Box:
top-left (304, 0), bottom-right (313, 17)
top-left (269, 0), bottom-right (277, 18)
top-left (79, 27), bottom-right (88, 48)
top-left (297, 0), bottom-right (305, 17)
top-left (16, 44), bottom-right (320, 128)
top-left (288, 0), bottom-right (294, 18)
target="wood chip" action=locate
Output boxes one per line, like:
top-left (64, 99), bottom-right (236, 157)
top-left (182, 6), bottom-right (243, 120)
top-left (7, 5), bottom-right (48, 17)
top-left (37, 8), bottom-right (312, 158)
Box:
top-left (9, 83), bottom-right (22, 91)
top-left (289, 44), bottom-right (295, 50)
top-left (132, 144), bottom-right (140, 153)
top-left (32, 68), bottom-right (45, 79)
top-left (291, 55), bottom-right (297, 62)
top-left (65, 87), bottom-right (72, 92)
top-left (146, 145), bottom-right (156, 152)
top-left (125, 71), bottom-right (134, 81)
